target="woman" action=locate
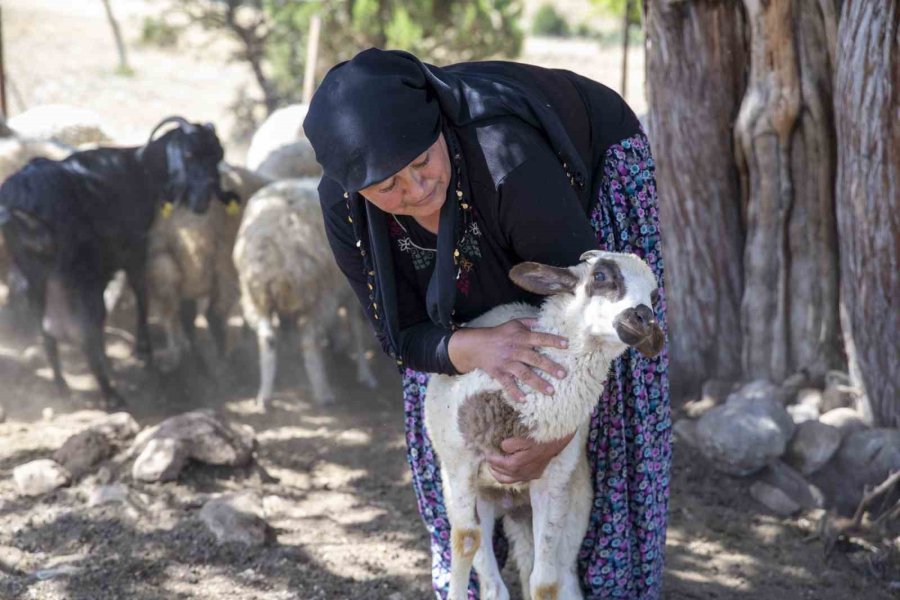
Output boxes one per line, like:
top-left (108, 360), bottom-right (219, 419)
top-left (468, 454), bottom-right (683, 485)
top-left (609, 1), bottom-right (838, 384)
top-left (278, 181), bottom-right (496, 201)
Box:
top-left (304, 48), bottom-right (670, 599)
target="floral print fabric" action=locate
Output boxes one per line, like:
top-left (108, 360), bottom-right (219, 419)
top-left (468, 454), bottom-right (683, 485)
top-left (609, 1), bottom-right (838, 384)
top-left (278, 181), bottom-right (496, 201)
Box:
top-left (402, 131), bottom-right (671, 599)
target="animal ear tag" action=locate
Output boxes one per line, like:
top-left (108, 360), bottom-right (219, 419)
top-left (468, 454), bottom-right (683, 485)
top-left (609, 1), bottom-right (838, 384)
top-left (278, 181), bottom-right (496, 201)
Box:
top-left (226, 199), bottom-right (241, 216)
top-left (160, 201), bottom-right (174, 219)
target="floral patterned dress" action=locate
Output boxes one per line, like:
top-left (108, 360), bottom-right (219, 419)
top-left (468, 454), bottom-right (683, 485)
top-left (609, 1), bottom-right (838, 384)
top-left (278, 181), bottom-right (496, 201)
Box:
top-left (400, 131), bottom-right (671, 599)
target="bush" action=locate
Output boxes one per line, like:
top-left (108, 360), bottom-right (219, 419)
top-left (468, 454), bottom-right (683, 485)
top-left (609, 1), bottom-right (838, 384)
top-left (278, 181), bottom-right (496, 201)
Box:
top-left (141, 16), bottom-right (180, 48)
top-left (532, 4), bottom-right (569, 37)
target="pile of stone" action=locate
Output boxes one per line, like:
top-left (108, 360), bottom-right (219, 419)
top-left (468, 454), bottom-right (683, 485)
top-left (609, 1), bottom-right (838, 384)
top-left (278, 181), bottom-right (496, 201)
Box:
top-left (675, 372), bottom-right (899, 517)
top-left (10, 410), bottom-right (267, 546)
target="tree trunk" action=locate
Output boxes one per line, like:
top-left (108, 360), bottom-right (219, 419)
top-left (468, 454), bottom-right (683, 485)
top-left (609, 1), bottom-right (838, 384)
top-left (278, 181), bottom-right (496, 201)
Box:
top-left (644, 0), bottom-right (748, 398)
top-left (100, 0), bottom-right (131, 74)
top-left (734, 0), bottom-right (844, 384)
top-left (834, 1), bottom-right (900, 426)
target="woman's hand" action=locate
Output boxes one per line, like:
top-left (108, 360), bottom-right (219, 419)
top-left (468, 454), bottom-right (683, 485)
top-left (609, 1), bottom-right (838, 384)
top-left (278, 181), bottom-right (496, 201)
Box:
top-left (447, 318), bottom-right (569, 401)
top-left (486, 432), bottom-right (576, 484)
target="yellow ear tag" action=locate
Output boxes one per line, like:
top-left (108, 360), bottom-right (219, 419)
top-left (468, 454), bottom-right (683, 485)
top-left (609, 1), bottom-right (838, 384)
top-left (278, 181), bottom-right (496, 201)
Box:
top-left (226, 199), bottom-right (241, 216)
top-left (160, 202), bottom-right (173, 219)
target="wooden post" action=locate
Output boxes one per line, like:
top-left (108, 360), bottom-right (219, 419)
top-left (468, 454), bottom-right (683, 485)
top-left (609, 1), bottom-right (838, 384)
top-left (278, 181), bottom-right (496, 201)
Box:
top-left (0, 6), bottom-right (8, 120)
top-left (302, 14), bottom-right (322, 105)
top-left (620, 0), bottom-right (630, 99)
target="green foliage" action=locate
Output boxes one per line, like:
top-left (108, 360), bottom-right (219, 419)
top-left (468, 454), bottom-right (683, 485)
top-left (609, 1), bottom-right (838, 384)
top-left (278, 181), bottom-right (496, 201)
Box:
top-left (531, 4), bottom-right (569, 37)
top-left (590, 0), bottom-right (641, 26)
top-left (140, 15), bottom-right (181, 48)
top-left (170, 0), bottom-right (523, 115)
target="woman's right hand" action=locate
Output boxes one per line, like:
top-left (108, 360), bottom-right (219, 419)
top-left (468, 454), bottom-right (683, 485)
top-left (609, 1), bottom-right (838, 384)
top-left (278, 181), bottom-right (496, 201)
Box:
top-left (447, 318), bottom-right (569, 402)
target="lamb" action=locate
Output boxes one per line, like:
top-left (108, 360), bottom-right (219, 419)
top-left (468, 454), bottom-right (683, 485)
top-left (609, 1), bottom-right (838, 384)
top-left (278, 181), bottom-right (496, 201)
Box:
top-left (246, 104), bottom-right (320, 180)
top-left (145, 163), bottom-right (272, 371)
top-left (7, 104), bottom-right (114, 147)
top-left (233, 178), bottom-right (378, 407)
top-left (424, 250), bottom-right (664, 600)
top-left (0, 116), bottom-right (231, 407)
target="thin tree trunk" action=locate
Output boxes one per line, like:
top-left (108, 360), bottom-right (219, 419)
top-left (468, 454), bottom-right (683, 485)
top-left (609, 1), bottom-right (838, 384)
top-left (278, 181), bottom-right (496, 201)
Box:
top-left (734, 0), bottom-right (844, 384)
top-left (100, 0), bottom-right (131, 74)
top-left (834, 0), bottom-right (900, 426)
top-left (644, 0), bottom-right (748, 398)
top-left (621, 0), bottom-right (630, 98)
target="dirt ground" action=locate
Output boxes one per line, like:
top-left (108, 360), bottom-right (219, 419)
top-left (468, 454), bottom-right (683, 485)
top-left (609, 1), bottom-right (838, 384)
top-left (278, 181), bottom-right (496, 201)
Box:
top-left (1, 1), bottom-right (897, 599)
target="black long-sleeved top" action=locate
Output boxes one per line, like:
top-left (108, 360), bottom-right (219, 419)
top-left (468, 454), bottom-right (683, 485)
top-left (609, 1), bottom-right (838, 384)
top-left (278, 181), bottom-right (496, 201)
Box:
top-left (320, 68), bottom-right (641, 374)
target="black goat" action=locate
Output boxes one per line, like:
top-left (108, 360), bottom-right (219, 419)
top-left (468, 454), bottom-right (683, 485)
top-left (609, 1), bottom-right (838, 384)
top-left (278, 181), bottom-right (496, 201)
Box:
top-left (0, 116), bottom-right (231, 407)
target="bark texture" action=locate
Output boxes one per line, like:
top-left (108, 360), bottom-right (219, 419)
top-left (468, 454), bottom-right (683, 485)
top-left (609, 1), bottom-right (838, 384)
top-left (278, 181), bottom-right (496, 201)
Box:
top-left (834, 1), bottom-right (900, 426)
top-left (644, 0), bottom-right (748, 397)
top-left (734, 0), bottom-right (844, 384)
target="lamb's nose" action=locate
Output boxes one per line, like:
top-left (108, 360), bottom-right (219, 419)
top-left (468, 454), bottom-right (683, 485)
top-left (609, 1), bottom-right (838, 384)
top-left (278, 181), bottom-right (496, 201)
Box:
top-left (634, 304), bottom-right (656, 326)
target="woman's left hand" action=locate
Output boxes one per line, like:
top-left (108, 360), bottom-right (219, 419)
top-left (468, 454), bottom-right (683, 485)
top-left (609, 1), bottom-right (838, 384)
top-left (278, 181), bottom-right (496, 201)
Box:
top-left (485, 432), bottom-right (576, 484)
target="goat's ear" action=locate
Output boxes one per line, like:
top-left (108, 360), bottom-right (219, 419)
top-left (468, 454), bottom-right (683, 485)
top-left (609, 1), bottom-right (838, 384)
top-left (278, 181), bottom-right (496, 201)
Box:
top-left (165, 138), bottom-right (189, 202)
top-left (203, 122), bottom-right (216, 133)
top-left (509, 262), bottom-right (579, 296)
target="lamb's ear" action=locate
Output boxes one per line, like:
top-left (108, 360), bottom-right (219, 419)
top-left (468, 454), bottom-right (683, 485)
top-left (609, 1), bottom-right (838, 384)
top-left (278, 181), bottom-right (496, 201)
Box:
top-left (580, 249), bottom-right (604, 262)
top-left (509, 262), bottom-right (579, 296)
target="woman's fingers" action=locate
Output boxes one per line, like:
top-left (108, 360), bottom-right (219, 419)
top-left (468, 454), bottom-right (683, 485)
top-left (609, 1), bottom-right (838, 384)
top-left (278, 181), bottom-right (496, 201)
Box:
top-left (497, 372), bottom-right (526, 402)
top-left (510, 362), bottom-right (554, 396)
top-left (516, 349), bottom-right (566, 380)
top-left (528, 330), bottom-right (568, 350)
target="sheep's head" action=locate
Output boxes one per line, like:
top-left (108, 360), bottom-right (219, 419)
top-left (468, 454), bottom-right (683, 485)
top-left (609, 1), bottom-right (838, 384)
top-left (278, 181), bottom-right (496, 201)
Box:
top-left (509, 250), bottom-right (664, 358)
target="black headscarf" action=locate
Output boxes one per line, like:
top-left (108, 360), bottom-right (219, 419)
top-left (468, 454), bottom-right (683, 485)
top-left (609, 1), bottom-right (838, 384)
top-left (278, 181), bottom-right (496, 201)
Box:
top-left (304, 48), bottom-right (588, 362)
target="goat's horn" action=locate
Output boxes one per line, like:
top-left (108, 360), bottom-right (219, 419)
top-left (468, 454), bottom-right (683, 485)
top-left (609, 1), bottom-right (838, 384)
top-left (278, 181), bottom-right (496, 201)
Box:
top-left (146, 116), bottom-right (193, 144)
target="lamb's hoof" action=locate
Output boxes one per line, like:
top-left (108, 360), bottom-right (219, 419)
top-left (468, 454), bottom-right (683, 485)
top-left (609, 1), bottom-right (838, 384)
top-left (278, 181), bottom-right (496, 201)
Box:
top-left (256, 394), bottom-right (272, 412)
top-left (480, 578), bottom-right (510, 600)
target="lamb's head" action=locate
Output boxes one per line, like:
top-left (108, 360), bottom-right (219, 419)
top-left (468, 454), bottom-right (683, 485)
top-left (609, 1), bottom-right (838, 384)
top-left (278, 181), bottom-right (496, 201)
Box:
top-left (509, 250), bottom-right (664, 358)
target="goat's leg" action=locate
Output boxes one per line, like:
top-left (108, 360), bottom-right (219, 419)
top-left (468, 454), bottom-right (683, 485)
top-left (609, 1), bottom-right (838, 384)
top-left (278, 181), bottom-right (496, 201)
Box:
top-left (42, 332), bottom-right (69, 396)
top-left (502, 513), bottom-right (534, 600)
top-left (348, 307), bottom-right (377, 388)
top-left (473, 495), bottom-right (509, 600)
top-left (443, 462), bottom-right (480, 600)
top-left (256, 315), bottom-right (277, 409)
top-left (126, 267), bottom-right (153, 368)
top-left (79, 306), bottom-right (124, 409)
top-left (528, 439), bottom-right (584, 600)
top-left (299, 323), bottom-right (336, 404)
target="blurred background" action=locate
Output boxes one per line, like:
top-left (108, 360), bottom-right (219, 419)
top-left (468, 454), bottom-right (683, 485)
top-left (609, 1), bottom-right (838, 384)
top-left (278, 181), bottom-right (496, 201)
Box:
top-left (0, 1), bottom-right (898, 599)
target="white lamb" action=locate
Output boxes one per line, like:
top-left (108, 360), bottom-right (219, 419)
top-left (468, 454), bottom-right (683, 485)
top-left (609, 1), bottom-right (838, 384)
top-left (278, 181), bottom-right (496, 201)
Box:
top-left (424, 250), bottom-right (664, 600)
top-left (233, 178), bottom-right (378, 407)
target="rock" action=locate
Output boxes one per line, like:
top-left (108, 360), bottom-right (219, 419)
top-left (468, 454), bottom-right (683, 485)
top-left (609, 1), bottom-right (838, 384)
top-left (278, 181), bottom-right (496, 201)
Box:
top-left (784, 421), bottom-right (841, 475)
top-left (750, 481), bottom-right (801, 516)
top-left (684, 396), bottom-right (718, 419)
top-left (130, 412), bottom-right (255, 482)
top-left (781, 371), bottom-right (811, 397)
top-left (13, 459), bottom-right (71, 496)
top-left (701, 379), bottom-right (736, 404)
top-left (787, 402), bottom-right (820, 425)
top-left (87, 483), bottom-right (130, 507)
top-left (199, 491), bottom-right (269, 546)
top-left (755, 459), bottom-right (824, 510)
top-left (694, 381), bottom-right (795, 476)
top-left (88, 412), bottom-right (140, 442)
top-left (673, 418), bottom-right (699, 448)
top-left (42, 407), bottom-right (54, 421)
top-left (0, 545), bottom-right (33, 573)
top-left (819, 407), bottom-right (868, 439)
top-left (821, 384), bottom-right (856, 413)
top-left (795, 388), bottom-right (824, 410)
top-left (53, 430), bottom-right (113, 479)
top-left (810, 428), bottom-right (900, 515)
top-left (132, 438), bottom-right (189, 482)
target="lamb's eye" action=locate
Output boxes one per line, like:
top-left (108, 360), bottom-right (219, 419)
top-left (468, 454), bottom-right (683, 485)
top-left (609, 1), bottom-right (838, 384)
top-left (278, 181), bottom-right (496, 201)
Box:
top-left (594, 271), bottom-right (607, 282)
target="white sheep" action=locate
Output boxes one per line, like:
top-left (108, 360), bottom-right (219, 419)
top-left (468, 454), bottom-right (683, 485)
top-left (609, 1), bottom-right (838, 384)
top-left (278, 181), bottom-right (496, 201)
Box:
top-left (7, 104), bottom-right (114, 147)
top-left (233, 178), bottom-right (378, 407)
top-left (246, 103), bottom-right (308, 170)
top-left (251, 138), bottom-right (321, 180)
top-left (424, 250), bottom-right (664, 600)
top-left (144, 163), bottom-right (272, 370)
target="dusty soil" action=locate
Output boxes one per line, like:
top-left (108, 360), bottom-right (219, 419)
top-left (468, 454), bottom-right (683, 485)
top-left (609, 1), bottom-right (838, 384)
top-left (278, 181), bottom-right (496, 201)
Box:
top-left (1, 1), bottom-right (896, 599)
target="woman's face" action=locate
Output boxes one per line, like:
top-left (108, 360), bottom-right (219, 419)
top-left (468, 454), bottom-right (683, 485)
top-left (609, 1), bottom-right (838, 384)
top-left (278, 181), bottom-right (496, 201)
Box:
top-left (358, 133), bottom-right (451, 219)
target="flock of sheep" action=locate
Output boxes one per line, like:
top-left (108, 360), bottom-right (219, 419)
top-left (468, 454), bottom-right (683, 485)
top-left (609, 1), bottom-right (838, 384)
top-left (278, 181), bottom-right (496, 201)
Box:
top-left (0, 103), bottom-right (377, 410)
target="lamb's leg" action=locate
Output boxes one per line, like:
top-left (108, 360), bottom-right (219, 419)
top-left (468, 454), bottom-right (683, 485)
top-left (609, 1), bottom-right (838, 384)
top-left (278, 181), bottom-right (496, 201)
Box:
top-left (557, 436), bottom-right (592, 600)
top-left (299, 323), bottom-right (335, 404)
top-left (528, 441), bottom-right (584, 600)
top-left (349, 306), bottom-right (377, 388)
top-left (256, 315), bottom-right (277, 409)
top-left (443, 462), bottom-right (480, 600)
top-left (502, 512), bottom-right (534, 600)
top-left (473, 495), bottom-right (509, 600)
